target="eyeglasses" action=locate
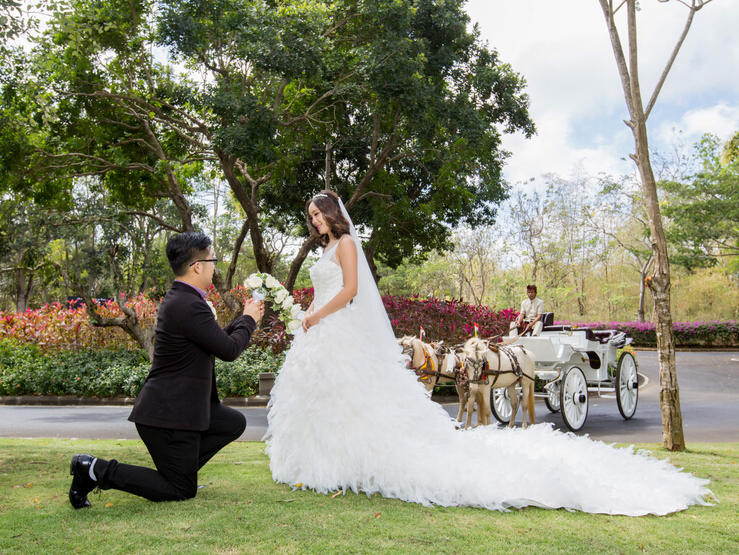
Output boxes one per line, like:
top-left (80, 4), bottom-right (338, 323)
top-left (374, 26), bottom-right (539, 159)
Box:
top-left (189, 258), bottom-right (219, 267)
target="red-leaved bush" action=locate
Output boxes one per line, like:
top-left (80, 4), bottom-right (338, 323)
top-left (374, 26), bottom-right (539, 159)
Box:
top-left (0, 287), bottom-right (516, 353)
top-left (0, 295), bottom-right (157, 352)
top-left (291, 288), bottom-right (515, 345)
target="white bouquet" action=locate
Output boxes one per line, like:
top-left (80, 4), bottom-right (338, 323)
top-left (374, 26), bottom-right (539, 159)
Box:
top-left (244, 272), bottom-right (304, 332)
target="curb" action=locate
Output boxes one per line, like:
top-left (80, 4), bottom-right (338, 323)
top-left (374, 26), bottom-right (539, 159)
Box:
top-left (0, 395), bottom-right (270, 407)
top-left (633, 347), bottom-right (739, 352)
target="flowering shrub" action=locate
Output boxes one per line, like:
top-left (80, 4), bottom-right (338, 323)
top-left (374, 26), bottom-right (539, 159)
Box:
top-left (0, 287), bottom-right (517, 354)
top-left (292, 288), bottom-right (516, 344)
top-left (0, 295), bottom-right (157, 352)
top-left (554, 319), bottom-right (739, 348)
top-left (4, 288), bottom-right (735, 353)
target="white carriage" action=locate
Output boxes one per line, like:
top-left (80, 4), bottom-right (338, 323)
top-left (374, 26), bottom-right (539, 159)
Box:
top-left (492, 320), bottom-right (639, 431)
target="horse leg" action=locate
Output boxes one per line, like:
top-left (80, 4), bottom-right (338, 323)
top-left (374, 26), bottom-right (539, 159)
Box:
top-left (465, 388), bottom-right (476, 428)
top-left (472, 390), bottom-right (481, 427)
top-left (508, 384), bottom-right (519, 428)
top-left (482, 385), bottom-right (492, 425)
top-left (520, 383), bottom-right (528, 429)
top-left (456, 384), bottom-right (466, 422)
top-left (528, 380), bottom-right (536, 426)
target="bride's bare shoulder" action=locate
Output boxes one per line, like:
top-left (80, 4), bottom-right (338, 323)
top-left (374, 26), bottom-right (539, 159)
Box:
top-left (335, 234), bottom-right (357, 262)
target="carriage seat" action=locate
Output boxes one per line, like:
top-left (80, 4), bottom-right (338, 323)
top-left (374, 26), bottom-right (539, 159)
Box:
top-left (541, 312), bottom-right (554, 327)
top-left (591, 330), bottom-right (617, 344)
top-left (542, 325), bottom-right (571, 332)
top-left (542, 325), bottom-right (598, 342)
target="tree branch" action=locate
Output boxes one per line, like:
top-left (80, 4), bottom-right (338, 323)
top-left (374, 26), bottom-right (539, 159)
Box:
top-left (644, 1), bottom-right (697, 119)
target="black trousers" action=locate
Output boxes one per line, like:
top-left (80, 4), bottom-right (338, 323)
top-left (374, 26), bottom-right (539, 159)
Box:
top-left (95, 403), bottom-right (246, 502)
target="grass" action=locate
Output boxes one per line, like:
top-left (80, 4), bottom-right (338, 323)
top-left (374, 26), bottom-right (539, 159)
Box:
top-left (0, 439), bottom-right (737, 554)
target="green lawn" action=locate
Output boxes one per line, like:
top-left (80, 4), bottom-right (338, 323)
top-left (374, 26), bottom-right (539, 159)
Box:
top-left (0, 439), bottom-right (737, 554)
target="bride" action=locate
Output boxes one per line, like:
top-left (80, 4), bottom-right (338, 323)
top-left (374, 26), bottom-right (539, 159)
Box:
top-left (265, 190), bottom-right (710, 516)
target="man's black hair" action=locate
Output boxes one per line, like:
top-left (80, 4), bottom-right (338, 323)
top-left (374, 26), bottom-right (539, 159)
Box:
top-left (166, 232), bottom-right (212, 276)
top-left (526, 284), bottom-right (537, 293)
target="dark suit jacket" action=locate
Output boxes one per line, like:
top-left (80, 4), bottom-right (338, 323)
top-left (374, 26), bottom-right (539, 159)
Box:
top-left (129, 281), bottom-right (256, 431)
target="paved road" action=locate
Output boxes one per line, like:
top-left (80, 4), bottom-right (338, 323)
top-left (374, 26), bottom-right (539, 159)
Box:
top-left (1, 351), bottom-right (737, 443)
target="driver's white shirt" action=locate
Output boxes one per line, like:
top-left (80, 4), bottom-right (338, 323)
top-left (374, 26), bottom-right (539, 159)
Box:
top-left (520, 297), bottom-right (545, 321)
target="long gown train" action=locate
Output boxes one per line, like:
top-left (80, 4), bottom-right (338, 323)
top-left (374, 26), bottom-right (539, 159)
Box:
top-left (265, 243), bottom-right (710, 516)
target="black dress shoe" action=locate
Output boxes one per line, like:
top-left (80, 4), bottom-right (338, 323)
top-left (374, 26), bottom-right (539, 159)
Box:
top-left (69, 454), bottom-right (97, 509)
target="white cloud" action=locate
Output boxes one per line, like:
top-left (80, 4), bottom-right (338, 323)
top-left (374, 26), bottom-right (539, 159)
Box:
top-left (464, 0), bottom-right (739, 188)
top-left (656, 104), bottom-right (739, 145)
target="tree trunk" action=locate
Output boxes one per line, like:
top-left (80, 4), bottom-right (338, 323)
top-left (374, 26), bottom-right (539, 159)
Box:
top-left (218, 153), bottom-right (273, 274)
top-left (83, 293), bottom-right (157, 360)
top-left (637, 255), bottom-right (652, 322)
top-left (633, 120), bottom-right (685, 451)
top-left (598, 0), bottom-right (690, 452)
top-left (15, 268), bottom-right (32, 312)
top-left (286, 236), bottom-right (318, 292)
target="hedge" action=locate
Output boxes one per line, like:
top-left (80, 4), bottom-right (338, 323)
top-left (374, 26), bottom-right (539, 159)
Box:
top-left (0, 340), bottom-right (284, 398)
top-left (554, 320), bottom-right (739, 348)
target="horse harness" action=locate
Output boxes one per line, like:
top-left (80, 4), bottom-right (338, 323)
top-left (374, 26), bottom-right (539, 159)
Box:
top-left (466, 344), bottom-right (533, 387)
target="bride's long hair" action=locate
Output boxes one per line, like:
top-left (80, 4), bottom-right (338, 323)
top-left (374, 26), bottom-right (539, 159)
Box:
top-left (305, 190), bottom-right (351, 247)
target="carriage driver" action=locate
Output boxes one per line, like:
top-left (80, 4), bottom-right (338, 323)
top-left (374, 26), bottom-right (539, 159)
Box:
top-left (510, 284), bottom-right (545, 337)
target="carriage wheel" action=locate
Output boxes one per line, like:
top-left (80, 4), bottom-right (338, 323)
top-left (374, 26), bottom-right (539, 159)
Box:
top-left (490, 387), bottom-right (513, 424)
top-left (616, 352), bottom-right (639, 419)
top-left (560, 366), bottom-right (588, 431)
top-left (544, 381), bottom-right (560, 413)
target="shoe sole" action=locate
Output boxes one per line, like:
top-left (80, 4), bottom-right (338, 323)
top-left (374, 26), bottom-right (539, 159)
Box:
top-left (69, 455), bottom-right (91, 509)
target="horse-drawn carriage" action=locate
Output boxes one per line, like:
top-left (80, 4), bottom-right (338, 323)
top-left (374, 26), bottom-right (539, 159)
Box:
top-left (493, 316), bottom-right (639, 431)
top-left (401, 314), bottom-right (639, 432)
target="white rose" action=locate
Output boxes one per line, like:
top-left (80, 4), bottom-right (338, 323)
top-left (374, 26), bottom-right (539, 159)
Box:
top-left (274, 289), bottom-right (288, 304)
top-left (265, 275), bottom-right (281, 290)
top-left (206, 300), bottom-right (217, 317)
top-left (281, 296), bottom-right (294, 309)
top-left (245, 274), bottom-right (263, 289)
top-left (291, 304), bottom-right (303, 318)
top-left (287, 319), bottom-right (302, 333)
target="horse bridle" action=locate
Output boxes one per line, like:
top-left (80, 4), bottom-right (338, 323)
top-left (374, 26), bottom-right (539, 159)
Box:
top-left (405, 342), bottom-right (460, 383)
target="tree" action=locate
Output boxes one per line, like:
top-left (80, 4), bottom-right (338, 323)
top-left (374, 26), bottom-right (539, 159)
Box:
top-left (0, 195), bottom-right (56, 311)
top-left (589, 176), bottom-right (653, 322)
top-left (508, 187), bottom-right (546, 283)
top-left (155, 0), bottom-right (534, 289)
top-left (597, 0), bottom-right (715, 451)
top-left (447, 225), bottom-right (500, 305)
top-left (17, 0), bottom-right (534, 354)
top-left (662, 133), bottom-right (739, 271)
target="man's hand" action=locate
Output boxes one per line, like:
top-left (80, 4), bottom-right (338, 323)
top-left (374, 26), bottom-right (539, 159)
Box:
top-left (243, 298), bottom-right (265, 323)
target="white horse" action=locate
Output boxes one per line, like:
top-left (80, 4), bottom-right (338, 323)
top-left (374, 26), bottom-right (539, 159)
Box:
top-left (461, 337), bottom-right (537, 429)
top-left (399, 337), bottom-right (468, 420)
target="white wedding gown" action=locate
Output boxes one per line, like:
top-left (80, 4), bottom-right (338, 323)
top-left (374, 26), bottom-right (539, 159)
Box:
top-left (265, 242), bottom-right (711, 515)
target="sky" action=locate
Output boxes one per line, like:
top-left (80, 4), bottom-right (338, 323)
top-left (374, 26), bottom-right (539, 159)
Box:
top-left (463, 0), bottom-right (739, 188)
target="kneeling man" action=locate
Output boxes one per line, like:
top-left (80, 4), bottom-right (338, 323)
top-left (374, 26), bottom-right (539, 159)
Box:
top-left (510, 284), bottom-right (544, 337)
top-left (68, 232), bottom-right (264, 508)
